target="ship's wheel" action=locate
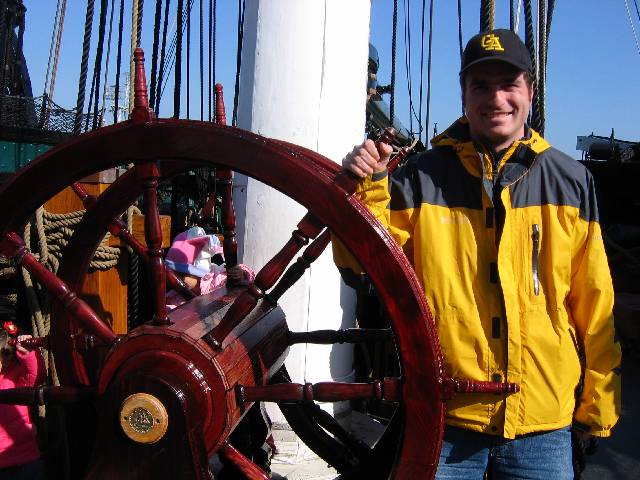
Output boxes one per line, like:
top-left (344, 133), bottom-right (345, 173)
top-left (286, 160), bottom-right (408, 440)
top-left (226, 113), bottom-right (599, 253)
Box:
top-left (0, 50), bottom-right (517, 480)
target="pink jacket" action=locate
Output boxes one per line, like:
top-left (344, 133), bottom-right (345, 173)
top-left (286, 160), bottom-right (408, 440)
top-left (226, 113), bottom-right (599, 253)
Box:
top-left (0, 348), bottom-right (45, 469)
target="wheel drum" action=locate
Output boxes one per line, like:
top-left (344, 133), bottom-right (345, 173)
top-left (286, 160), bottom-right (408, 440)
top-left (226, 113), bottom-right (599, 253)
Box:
top-left (0, 119), bottom-right (445, 478)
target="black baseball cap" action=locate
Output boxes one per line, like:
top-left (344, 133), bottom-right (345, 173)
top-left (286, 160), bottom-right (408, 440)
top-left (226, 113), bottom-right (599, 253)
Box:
top-left (460, 29), bottom-right (533, 75)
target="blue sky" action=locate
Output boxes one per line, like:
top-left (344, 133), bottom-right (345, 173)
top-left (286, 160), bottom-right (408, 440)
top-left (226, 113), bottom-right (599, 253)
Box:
top-left (22, 1), bottom-right (640, 157)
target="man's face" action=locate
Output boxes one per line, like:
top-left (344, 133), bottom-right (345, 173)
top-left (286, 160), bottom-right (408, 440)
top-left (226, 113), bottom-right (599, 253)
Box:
top-left (463, 62), bottom-right (534, 151)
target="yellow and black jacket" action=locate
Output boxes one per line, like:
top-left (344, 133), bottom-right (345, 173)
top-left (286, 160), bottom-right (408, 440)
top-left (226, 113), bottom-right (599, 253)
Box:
top-left (334, 117), bottom-right (621, 439)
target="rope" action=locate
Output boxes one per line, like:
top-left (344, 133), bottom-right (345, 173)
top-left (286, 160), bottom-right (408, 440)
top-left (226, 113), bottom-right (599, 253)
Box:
top-left (212, 0), bottom-right (216, 118)
top-left (480, 0), bottom-right (495, 32)
top-left (231, 0), bottom-right (245, 126)
top-left (186, 0), bottom-right (191, 118)
top-left (99, 0), bottom-right (116, 127)
top-left (137, 0), bottom-right (144, 47)
top-left (129, 0), bottom-right (139, 114)
top-left (403, 0), bottom-right (420, 135)
top-left (73, 0), bottom-right (95, 135)
top-left (174, 0), bottom-right (184, 118)
top-left (48, 0), bottom-right (67, 103)
top-left (624, 0), bottom-right (640, 57)
top-left (149, 0), bottom-right (163, 111)
top-left (90, 0), bottom-right (109, 130)
top-left (199, 0), bottom-right (204, 120)
top-left (418, 0), bottom-right (426, 137)
top-left (390, 0), bottom-right (398, 124)
top-left (514, 0), bottom-right (523, 34)
top-left (537, 0), bottom-right (546, 136)
top-left (113, 0), bottom-right (125, 123)
top-left (158, 1), bottom-right (194, 111)
top-left (424, 0), bottom-right (435, 141)
top-left (208, 0), bottom-right (213, 120)
top-left (43, 0), bottom-right (63, 98)
top-left (523, 0), bottom-right (538, 127)
top-left (155, 0), bottom-right (172, 114)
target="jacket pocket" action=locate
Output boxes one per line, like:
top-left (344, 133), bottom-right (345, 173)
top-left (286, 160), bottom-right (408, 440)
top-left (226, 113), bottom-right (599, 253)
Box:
top-left (531, 224), bottom-right (540, 296)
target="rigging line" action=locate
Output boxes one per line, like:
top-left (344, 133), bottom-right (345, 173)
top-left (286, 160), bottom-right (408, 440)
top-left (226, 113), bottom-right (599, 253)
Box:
top-left (158, 1), bottom-right (192, 94)
top-left (424, 0), bottom-right (434, 142)
top-left (390, 0), bottom-right (398, 126)
top-left (458, 0), bottom-right (463, 116)
top-left (174, 0), bottom-right (184, 118)
top-left (624, 0), bottom-right (640, 56)
top-left (208, 0), bottom-right (213, 121)
top-left (48, 0), bottom-right (68, 102)
top-left (90, 0), bottom-right (110, 131)
top-left (537, 0), bottom-right (546, 136)
top-left (114, 0), bottom-right (125, 124)
top-left (155, 0), bottom-right (172, 114)
top-left (212, 0), bottom-right (216, 120)
top-left (186, 0), bottom-right (191, 118)
top-left (510, 0), bottom-right (514, 30)
top-left (150, 0), bottom-right (163, 110)
top-left (129, 0), bottom-right (139, 113)
top-left (634, 0), bottom-right (640, 24)
top-left (199, 0), bottom-right (203, 120)
top-left (137, 0), bottom-right (144, 47)
top-left (158, 1), bottom-right (194, 105)
top-left (418, 0), bottom-right (426, 137)
top-left (514, 0), bottom-right (522, 34)
top-left (403, 0), bottom-right (419, 134)
top-left (99, 0), bottom-right (117, 126)
top-left (231, 0), bottom-right (245, 126)
top-left (43, 0), bottom-right (63, 97)
top-left (73, 0), bottom-right (95, 135)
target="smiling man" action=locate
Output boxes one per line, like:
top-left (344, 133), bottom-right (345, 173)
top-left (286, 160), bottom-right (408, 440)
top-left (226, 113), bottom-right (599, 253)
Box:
top-left (337, 29), bottom-right (621, 479)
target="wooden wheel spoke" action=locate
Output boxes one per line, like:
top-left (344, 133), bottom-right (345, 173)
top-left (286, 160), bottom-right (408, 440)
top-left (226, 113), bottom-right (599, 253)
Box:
top-left (306, 402), bottom-right (372, 460)
top-left (287, 327), bottom-right (391, 345)
top-left (267, 229), bottom-right (331, 303)
top-left (218, 442), bottom-right (270, 480)
top-left (0, 232), bottom-right (116, 345)
top-left (441, 376), bottom-right (520, 399)
top-left (70, 182), bottom-right (195, 300)
top-left (0, 386), bottom-right (95, 406)
top-left (205, 212), bottom-right (324, 349)
top-left (237, 377), bottom-right (400, 404)
top-left (135, 162), bottom-right (169, 325)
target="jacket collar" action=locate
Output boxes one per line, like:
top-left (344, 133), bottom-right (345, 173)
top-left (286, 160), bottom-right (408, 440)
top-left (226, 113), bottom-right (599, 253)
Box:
top-left (430, 116), bottom-right (550, 179)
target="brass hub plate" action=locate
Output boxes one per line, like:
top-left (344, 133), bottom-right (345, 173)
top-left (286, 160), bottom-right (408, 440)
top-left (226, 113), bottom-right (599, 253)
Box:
top-left (119, 393), bottom-right (169, 444)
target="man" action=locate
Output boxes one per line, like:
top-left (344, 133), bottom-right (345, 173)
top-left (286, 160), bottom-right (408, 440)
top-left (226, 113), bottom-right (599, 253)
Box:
top-left (337, 29), bottom-right (621, 479)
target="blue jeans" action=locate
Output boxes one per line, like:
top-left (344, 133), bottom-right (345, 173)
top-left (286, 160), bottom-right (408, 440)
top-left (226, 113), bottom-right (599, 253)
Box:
top-left (436, 426), bottom-right (573, 480)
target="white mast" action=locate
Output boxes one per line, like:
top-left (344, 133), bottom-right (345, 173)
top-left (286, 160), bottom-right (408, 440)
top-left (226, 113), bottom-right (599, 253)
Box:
top-left (234, 0), bottom-right (371, 449)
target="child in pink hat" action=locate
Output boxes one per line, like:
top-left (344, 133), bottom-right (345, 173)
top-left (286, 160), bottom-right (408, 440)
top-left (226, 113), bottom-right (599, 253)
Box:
top-left (165, 226), bottom-right (254, 309)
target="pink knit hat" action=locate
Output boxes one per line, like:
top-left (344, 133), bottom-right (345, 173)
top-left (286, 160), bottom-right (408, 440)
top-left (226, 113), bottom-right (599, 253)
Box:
top-left (165, 227), bottom-right (223, 277)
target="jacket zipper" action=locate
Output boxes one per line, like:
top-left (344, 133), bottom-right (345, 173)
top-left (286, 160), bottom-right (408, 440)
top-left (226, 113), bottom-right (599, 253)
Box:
top-left (532, 224), bottom-right (540, 296)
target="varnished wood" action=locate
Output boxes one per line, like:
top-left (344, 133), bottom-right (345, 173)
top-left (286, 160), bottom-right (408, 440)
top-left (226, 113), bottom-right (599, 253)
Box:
top-left (70, 182), bottom-right (191, 300)
top-left (130, 48), bottom-right (153, 123)
top-left (45, 181), bottom-right (130, 334)
top-left (237, 377), bottom-right (401, 404)
top-left (268, 229), bottom-right (331, 303)
top-left (107, 214), bottom-right (171, 248)
top-left (206, 212), bottom-right (324, 348)
top-left (0, 90), bottom-right (447, 477)
top-left (214, 84), bottom-right (238, 272)
top-left (0, 386), bottom-right (95, 405)
top-left (441, 377), bottom-right (520, 399)
top-left (219, 442), bottom-right (270, 480)
top-left (137, 162), bottom-right (169, 325)
top-left (0, 232), bottom-right (117, 345)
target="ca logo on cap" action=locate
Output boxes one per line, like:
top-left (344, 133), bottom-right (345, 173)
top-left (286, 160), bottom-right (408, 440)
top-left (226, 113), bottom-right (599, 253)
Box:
top-left (481, 34), bottom-right (504, 52)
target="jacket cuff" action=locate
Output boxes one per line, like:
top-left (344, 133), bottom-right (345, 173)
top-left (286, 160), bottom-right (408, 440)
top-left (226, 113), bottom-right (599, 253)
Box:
top-left (371, 169), bottom-right (388, 182)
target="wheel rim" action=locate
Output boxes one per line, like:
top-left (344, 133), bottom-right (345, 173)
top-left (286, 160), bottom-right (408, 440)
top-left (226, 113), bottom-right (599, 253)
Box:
top-left (0, 119), bottom-right (445, 478)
